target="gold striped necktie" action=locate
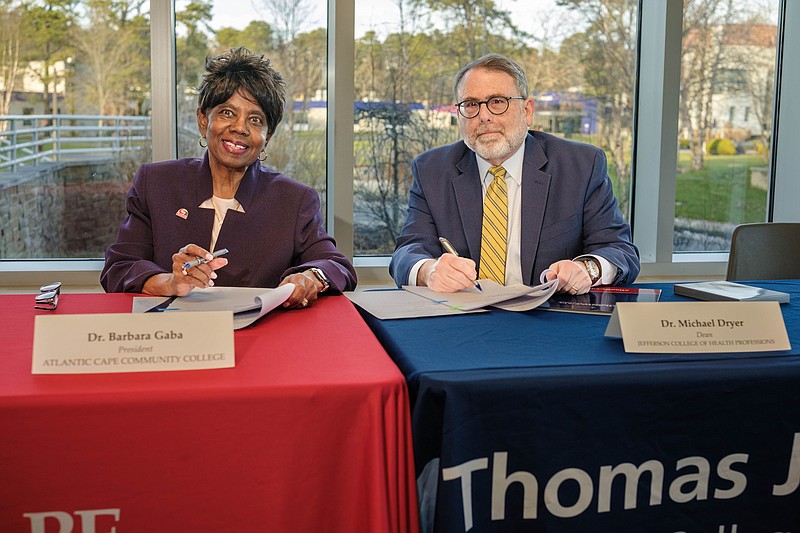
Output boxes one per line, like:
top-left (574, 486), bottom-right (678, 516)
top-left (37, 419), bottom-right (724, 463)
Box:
top-left (479, 165), bottom-right (508, 284)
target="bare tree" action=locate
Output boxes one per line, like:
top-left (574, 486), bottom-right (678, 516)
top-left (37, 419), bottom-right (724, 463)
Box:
top-left (522, 17), bottom-right (584, 97)
top-left (355, 103), bottom-right (459, 252)
top-left (255, 0), bottom-right (317, 132)
top-left (680, 0), bottom-right (736, 171)
top-left (19, 0), bottom-right (77, 115)
top-left (410, 0), bottom-right (522, 61)
top-left (557, 0), bottom-right (638, 215)
top-left (353, 0), bottom-right (463, 252)
top-left (716, 21), bottom-right (777, 163)
top-left (0, 2), bottom-right (23, 121)
top-left (71, 0), bottom-right (149, 116)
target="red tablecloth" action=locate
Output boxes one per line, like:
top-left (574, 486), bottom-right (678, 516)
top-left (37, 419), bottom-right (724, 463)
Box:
top-left (0, 293), bottom-right (419, 532)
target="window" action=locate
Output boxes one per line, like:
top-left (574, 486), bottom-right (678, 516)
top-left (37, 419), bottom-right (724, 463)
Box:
top-left (175, 0), bottom-right (328, 213)
top-left (352, 0), bottom-right (638, 256)
top-left (1, 0), bottom-right (151, 261)
top-left (714, 68), bottom-right (749, 93)
top-left (675, 0), bottom-right (780, 253)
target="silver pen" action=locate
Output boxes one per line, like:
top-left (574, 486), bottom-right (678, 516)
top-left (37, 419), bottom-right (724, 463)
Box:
top-left (438, 237), bottom-right (482, 291)
top-left (182, 248), bottom-right (229, 269)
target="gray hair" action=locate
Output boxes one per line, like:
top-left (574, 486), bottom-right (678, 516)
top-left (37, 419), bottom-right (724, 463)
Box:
top-left (453, 53), bottom-right (529, 101)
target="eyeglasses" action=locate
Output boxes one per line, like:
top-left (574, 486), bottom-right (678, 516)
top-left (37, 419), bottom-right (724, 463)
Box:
top-left (455, 96), bottom-right (526, 119)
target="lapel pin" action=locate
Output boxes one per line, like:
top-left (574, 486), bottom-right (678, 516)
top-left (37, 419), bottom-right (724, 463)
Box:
top-left (176, 208), bottom-right (189, 219)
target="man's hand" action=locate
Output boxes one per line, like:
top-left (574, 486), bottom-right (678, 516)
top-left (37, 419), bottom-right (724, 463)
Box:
top-left (545, 259), bottom-right (592, 295)
top-left (418, 254), bottom-right (478, 293)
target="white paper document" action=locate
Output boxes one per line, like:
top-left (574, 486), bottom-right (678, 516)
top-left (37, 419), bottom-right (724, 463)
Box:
top-left (404, 278), bottom-right (558, 311)
top-left (486, 279), bottom-right (560, 311)
top-left (346, 289), bottom-right (489, 319)
top-left (133, 284), bottom-right (294, 329)
top-left (348, 278), bottom-right (558, 320)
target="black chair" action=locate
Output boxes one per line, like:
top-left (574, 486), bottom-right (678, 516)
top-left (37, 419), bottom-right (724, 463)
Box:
top-left (726, 222), bottom-right (800, 280)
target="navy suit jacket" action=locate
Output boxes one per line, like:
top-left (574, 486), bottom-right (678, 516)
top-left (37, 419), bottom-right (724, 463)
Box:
top-left (101, 155), bottom-right (356, 293)
top-left (389, 131), bottom-right (640, 286)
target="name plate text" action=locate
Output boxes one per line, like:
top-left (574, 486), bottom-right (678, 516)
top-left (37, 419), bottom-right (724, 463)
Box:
top-left (32, 311), bottom-right (235, 374)
top-left (605, 301), bottom-right (791, 353)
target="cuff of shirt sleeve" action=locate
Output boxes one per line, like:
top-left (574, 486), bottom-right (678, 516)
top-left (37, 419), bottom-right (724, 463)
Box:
top-left (408, 258), bottom-right (431, 286)
top-left (574, 254), bottom-right (618, 286)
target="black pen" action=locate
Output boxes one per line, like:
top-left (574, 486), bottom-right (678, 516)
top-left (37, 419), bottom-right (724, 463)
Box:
top-left (438, 237), bottom-right (482, 291)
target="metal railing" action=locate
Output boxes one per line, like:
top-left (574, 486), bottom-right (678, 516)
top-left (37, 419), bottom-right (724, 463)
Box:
top-left (0, 114), bottom-right (150, 172)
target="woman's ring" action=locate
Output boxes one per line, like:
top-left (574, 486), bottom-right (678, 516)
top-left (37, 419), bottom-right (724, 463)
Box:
top-left (301, 298), bottom-right (309, 307)
top-left (571, 286), bottom-right (578, 294)
top-left (182, 268), bottom-right (188, 276)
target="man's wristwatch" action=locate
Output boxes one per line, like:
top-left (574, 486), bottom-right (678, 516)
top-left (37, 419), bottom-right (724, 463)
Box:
top-left (579, 258), bottom-right (601, 285)
top-left (308, 267), bottom-right (330, 293)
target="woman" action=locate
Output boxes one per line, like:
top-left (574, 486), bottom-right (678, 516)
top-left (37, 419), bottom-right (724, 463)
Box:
top-left (101, 47), bottom-right (356, 308)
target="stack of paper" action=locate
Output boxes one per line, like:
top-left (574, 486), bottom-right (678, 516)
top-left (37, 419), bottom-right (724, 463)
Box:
top-left (347, 278), bottom-right (558, 320)
top-left (133, 284), bottom-right (295, 329)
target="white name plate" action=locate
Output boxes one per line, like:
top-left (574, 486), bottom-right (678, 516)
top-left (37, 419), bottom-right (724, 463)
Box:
top-left (605, 301), bottom-right (791, 353)
top-left (32, 311), bottom-right (235, 374)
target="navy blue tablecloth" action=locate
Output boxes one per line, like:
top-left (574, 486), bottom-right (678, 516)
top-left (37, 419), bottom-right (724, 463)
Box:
top-left (360, 281), bottom-right (800, 533)
top-left (366, 280), bottom-right (800, 384)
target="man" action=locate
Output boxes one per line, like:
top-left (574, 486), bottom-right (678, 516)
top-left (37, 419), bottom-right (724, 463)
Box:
top-left (389, 53), bottom-right (640, 294)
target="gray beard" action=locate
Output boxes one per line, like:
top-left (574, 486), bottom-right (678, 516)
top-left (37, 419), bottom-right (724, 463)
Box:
top-left (465, 124), bottom-right (527, 163)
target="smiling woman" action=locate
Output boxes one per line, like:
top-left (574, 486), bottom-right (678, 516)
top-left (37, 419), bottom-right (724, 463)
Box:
top-left (197, 89), bottom-right (269, 187)
top-left (100, 47), bottom-right (356, 307)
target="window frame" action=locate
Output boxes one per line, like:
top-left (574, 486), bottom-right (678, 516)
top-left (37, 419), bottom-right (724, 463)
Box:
top-left (632, 0), bottom-right (799, 280)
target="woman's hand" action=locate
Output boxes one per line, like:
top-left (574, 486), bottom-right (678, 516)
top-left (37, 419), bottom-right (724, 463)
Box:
top-left (142, 244), bottom-right (228, 296)
top-left (279, 270), bottom-right (324, 309)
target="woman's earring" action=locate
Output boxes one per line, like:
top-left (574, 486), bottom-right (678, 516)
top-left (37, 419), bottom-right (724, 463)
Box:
top-left (199, 137), bottom-right (208, 148)
top-left (259, 149), bottom-right (268, 161)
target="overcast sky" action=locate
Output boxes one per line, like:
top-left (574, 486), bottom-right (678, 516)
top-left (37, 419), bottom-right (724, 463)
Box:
top-left (186, 0), bottom-right (779, 46)
top-left (206, 0), bottom-right (406, 37)
top-left (200, 0), bottom-right (564, 42)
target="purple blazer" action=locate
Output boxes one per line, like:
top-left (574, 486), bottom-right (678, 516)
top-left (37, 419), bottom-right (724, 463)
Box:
top-left (101, 155), bottom-right (356, 293)
top-left (389, 131), bottom-right (640, 286)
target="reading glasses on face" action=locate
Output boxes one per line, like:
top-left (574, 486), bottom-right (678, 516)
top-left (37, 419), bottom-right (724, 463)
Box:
top-left (455, 96), bottom-right (526, 119)
top-left (35, 281), bottom-right (61, 311)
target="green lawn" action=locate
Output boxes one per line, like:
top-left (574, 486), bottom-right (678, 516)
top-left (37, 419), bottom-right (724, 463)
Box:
top-left (675, 152), bottom-right (768, 224)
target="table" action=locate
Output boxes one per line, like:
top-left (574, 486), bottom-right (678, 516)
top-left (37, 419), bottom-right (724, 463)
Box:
top-left (361, 280), bottom-right (800, 533)
top-left (0, 293), bottom-right (419, 532)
